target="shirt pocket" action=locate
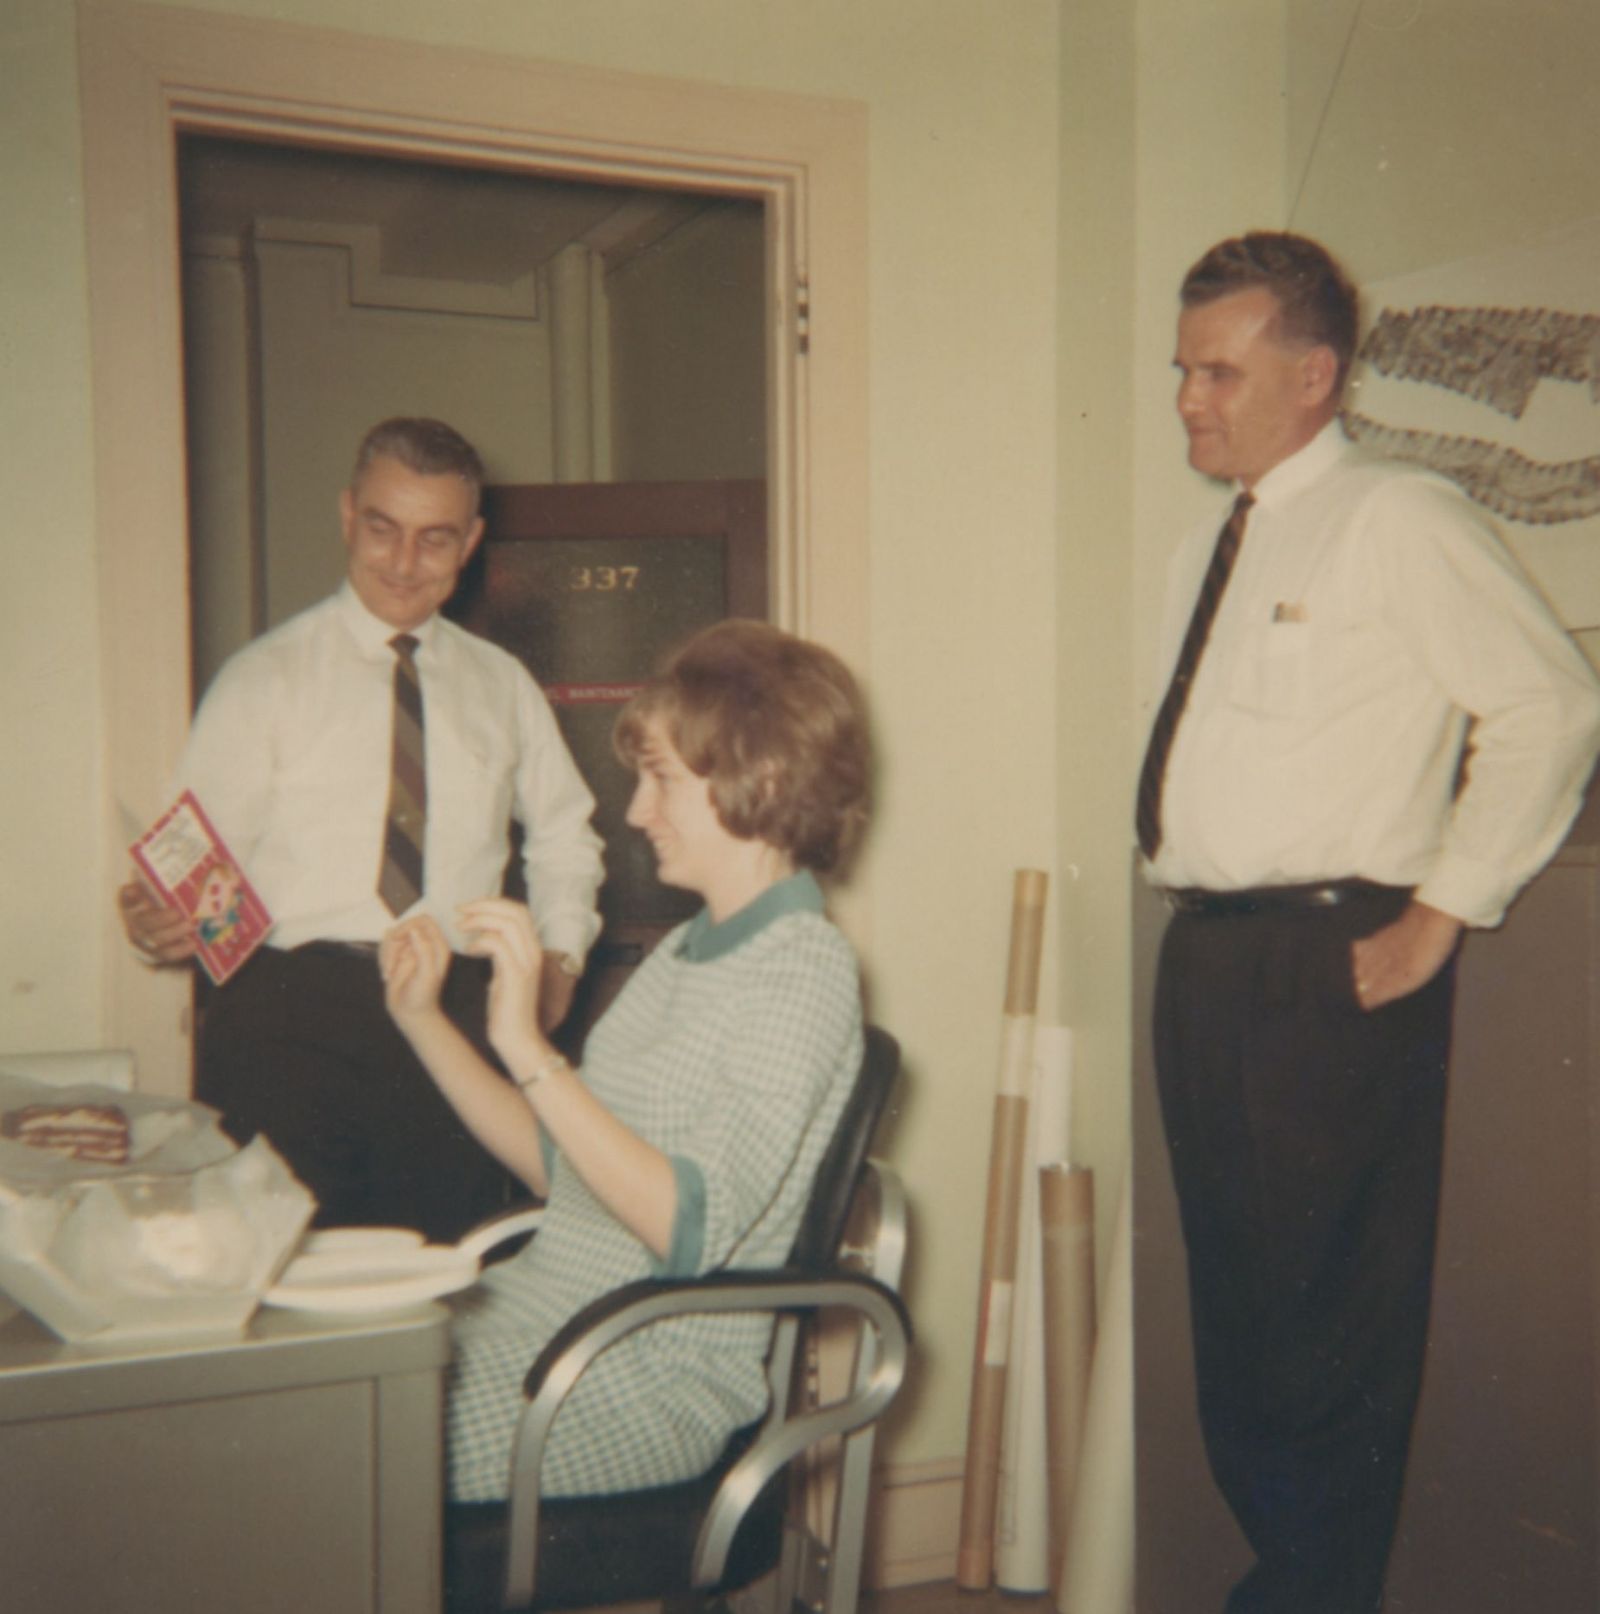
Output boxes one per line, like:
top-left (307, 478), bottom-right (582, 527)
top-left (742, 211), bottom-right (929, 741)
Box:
top-left (430, 722), bottom-right (516, 851)
top-left (1226, 618), bottom-right (1311, 719)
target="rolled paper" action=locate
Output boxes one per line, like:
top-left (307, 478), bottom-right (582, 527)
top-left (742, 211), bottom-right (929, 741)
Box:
top-left (1057, 1170), bottom-right (1133, 1614)
top-left (956, 868), bottom-right (1048, 1589)
top-left (1040, 1163), bottom-right (1096, 1596)
top-left (1003, 871), bottom-right (1049, 1019)
top-left (995, 1027), bottom-right (1075, 1591)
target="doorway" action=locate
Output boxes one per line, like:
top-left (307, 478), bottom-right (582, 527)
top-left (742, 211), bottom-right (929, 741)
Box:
top-left (79, 3), bottom-right (869, 1088)
top-left (175, 131), bottom-right (773, 1057)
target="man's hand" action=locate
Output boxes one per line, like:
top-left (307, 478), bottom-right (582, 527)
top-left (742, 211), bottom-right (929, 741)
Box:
top-left (537, 954), bottom-right (580, 1035)
top-left (117, 879), bottom-right (198, 965)
top-left (1350, 900), bottom-right (1463, 1012)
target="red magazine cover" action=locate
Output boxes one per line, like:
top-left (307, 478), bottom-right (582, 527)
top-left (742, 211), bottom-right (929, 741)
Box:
top-left (130, 791), bottom-right (273, 985)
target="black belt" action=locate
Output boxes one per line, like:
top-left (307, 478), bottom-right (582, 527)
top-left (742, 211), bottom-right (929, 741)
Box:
top-left (293, 939), bottom-right (491, 977)
top-left (1162, 879), bottom-right (1403, 918)
top-left (296, 939), bottom-right (380, 959)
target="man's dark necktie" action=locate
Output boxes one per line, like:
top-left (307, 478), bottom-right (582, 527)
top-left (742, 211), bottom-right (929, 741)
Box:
top-left (378, 633), bottom-right (427, 915)
top-left (1135, 491), bottom-right (1254, 859)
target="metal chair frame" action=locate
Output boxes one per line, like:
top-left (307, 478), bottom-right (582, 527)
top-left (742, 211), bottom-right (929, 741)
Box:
top-left (497, 1160), bottom-right (909, 1613)
top-left (463, 1024), bottom-right (912, 1614)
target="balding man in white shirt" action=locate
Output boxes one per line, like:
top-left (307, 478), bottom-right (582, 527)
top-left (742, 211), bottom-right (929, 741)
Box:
top-left (120, 418), bottom-right (603, 1241)
top-left (1140, 233), bottom-right (1600, 1614)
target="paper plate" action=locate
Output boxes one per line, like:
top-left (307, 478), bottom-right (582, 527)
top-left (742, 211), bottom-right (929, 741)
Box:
top-left (264, 1240), bottom-right (477, 1315)
top-left (299, 1226), bottom-right (427, 1257)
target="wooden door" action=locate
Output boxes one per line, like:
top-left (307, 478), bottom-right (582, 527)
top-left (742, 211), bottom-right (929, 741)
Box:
top-left (447, 479), bottom-right (767, 1051)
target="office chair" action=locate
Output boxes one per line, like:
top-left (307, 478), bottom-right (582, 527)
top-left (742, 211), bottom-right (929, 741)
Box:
top-left (445, 1024), bottom-right (911, 1614)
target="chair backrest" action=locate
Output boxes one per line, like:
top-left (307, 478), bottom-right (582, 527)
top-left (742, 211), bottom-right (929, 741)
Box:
top-left (786, 1025), bottom-right (899, 1270)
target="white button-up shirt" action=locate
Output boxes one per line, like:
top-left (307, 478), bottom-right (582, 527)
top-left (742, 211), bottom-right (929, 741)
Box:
top-left (1144, 424), bottom-right (1600, 926)
top-left (178, 583), bottom-right (604, 956)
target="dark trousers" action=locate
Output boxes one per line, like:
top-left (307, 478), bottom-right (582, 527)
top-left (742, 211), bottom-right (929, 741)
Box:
top-left (197, 943), bottom-right (516, 1243)
top-left (1153, 886), bottom-right (1455, 1614)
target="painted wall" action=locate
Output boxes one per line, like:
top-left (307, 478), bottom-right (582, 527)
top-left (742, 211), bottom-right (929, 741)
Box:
top-left (0, 3), bottom-right (106, 1052)
top-left (1290, 0), bottom-right (1600, 286)
top-left (1058, 0), bottom-right (1291, 1250)
top-left (3, 0), bottom-right (1062, 1489)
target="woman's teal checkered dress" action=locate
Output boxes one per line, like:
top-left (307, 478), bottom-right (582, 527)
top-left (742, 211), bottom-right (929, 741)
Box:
top-left (446, 875), bottom-right (863, 1501)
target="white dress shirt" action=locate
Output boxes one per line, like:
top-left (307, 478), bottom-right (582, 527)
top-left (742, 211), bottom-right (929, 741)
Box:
top-left (1144, 423), bottom-right (1600, 927)
top-left (179, 583), bottom-right (604, 956)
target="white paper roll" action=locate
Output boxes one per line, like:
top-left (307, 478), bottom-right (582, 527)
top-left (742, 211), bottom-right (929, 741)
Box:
top-left (995, 1025), bottom-right (1075, 1590)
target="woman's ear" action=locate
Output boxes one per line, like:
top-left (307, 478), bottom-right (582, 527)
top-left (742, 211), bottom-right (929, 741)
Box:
top-left (753, 757), bottom-right (783, 808)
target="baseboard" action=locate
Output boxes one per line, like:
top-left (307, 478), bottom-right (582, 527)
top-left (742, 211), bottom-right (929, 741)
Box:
top-left (863, 1456), bottom-right (965, 1589)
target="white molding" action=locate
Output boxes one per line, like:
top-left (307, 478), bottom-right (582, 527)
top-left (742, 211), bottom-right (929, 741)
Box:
top-left (252, 217), bottom-right (541, 321)
top-left (864, 1456), bottom-right (966, 1590)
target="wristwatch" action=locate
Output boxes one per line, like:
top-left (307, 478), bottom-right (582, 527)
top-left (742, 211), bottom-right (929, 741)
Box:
top-left (550, 951), bottom-right (583, 978)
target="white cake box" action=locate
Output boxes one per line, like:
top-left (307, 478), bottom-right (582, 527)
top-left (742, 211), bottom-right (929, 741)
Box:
top-left (0, 1076), bottom-right (313, 1346)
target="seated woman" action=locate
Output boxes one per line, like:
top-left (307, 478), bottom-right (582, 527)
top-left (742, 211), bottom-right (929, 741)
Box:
top-left (380, 618), bottom-right (872, 1501)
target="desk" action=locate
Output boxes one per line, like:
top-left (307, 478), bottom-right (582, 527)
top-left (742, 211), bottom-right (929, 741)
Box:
top-left (0, 1302), bottom-right (450, 1614)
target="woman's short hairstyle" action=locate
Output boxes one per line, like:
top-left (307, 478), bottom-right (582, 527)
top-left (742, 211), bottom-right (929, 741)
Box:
top-left (351, 417), bottom-right (485, 510)
top-left (1180, 231), bottom-right (1361, 388)
top-left (614, 619), bottom-right (872, 876)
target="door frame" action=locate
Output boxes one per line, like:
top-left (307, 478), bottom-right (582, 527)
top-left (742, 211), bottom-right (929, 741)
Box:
top-left (78, 1), bottom-right (868, 1087)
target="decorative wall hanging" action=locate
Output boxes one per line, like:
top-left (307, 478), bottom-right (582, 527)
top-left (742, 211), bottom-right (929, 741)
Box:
top-left (1342, 218), bottom-right (1600, 629)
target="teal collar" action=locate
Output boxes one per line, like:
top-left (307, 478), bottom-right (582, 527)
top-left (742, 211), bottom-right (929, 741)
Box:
top-left (677, 871), bottom-right (824, 963)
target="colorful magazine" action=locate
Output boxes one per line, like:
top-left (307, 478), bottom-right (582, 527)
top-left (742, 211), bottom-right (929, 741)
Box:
top-left (130, 790), bottom-right (273, 985)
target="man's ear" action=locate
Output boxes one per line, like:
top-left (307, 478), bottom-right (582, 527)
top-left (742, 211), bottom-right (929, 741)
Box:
top-left (461, 515), bottom-right (486, 563)
top-left (1302, 344), bottom-right (1340, 408)
top-left (338, 485), bottom-right (357, 546)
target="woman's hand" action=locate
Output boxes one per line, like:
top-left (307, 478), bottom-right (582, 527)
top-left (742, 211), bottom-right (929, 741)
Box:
top-left (380, 915), bottom-right (452, 1031)
top-left (459, 899), bottom-right (546, 1071)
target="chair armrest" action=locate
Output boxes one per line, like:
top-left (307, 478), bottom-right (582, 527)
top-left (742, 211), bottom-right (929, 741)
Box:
top-left (502, 1269), bottom-right (911, 1607)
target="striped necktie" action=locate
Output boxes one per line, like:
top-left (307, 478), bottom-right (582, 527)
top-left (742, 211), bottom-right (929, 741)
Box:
top-left (378, 633), bottom-right (427, 916)
top-left (1135, 491), bottom-right (1254, 860)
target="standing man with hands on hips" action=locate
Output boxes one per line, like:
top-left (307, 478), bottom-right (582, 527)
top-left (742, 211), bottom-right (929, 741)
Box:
top-left (118, 418), bottom-right (604, 1242)
top-left (1140, 232), bottom-right (1600, 1614)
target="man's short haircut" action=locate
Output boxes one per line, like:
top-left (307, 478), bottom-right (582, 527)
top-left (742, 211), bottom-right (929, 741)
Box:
top-left (352, 417), bottom-right (485, 509)
top-left (614, 618), bottom-right (872, 877)
top-left (1181, 231), bottom-right (1361, 387)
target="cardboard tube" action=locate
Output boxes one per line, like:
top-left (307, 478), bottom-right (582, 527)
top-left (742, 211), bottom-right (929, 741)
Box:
top-left (1058, 1171), bottom-right (1133, 1614)
top-left (956, 869), bottom-right (1048, 1589)
top-left (1040, 1164), bottom-right (1096, 1596)
top-left (995, 1027), bottom-right (1075, 1591)
top-left (1003, 870), bottom-right (1049, 1018)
